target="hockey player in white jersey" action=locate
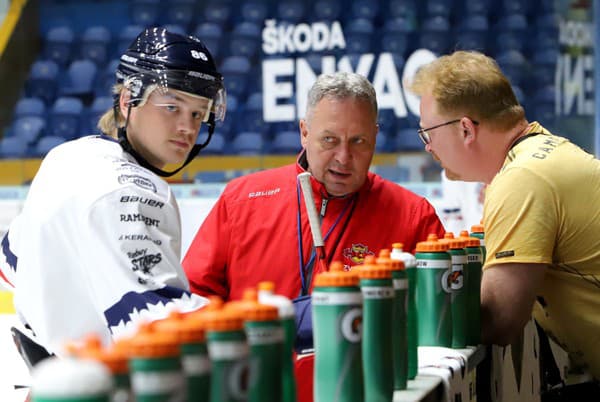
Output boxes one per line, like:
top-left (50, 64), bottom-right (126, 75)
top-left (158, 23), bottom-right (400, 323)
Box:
top-left (0, 27), bottom-right (226, 361)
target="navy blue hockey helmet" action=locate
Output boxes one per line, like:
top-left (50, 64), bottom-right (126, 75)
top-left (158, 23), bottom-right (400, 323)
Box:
top-left (114, 27), bottom-right (226, 176)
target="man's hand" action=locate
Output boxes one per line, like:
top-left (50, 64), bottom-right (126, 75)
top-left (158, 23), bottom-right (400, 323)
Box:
top-left (481, 262), bottom-right (547, 345)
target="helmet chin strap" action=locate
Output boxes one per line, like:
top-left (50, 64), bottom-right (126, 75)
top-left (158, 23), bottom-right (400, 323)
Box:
top-left (115, 103), bottom-right (215, 178)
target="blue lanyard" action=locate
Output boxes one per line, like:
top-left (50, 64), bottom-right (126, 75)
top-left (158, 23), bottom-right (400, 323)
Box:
top-left (296, 178), bottom-right (355, 295)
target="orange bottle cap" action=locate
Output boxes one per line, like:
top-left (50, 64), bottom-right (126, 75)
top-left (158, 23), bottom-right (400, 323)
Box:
top-left (79, 341), bottom-right (129, 375)
top-left (392, 242), bottom-right (404, 250)
top-left (130, 323), bottom-right (180, 358)
top-left (197, 303), bottom-right (245, 332)
top-left (378, 249), bottom-right (391, 258)
top-left (153, 310), bottom-right (206, 343)
top-left (415, 233), bottom-right (449, 252)
top-left (441, 237), bottom-right (467, 249)
top-left (471, 223), bottom-right (485, 233)
top-left (314, 261), bottom-right (358, 287)
top-left (356, 255), bottom-right (392, 279)
top-left (458, 230), bottom-right (481, 247)
top-left (225, 288), bottom-right (279, 322)
top-left (257, 281), bottom-right (275, 292)
top-left (444, 232), bottom-right (455, 239)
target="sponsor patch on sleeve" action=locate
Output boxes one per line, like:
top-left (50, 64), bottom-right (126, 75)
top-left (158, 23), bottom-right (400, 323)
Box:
top-left (495, 250), bottom-right (515, 259)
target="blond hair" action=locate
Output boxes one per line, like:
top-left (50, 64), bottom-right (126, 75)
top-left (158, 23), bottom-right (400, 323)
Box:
top-left (97, 83), bottom-right (156, 137)
top-left (409, 50), bottom-right (525, 131)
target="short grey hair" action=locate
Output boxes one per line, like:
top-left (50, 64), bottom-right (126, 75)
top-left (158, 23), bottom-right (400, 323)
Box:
top-left (305, 72), bottom-right (378, 121)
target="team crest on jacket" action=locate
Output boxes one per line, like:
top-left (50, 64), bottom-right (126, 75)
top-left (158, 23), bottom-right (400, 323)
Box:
top-left (343, 243), bottom-right (375, 265)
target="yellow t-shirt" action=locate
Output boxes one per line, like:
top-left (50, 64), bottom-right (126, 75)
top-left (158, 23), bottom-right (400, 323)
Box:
top-left (483, 122), bottom-right (600, 378)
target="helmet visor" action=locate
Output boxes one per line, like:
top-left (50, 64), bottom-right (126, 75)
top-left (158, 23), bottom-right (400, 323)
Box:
top-left (124, 69), bottom-right (226, 122)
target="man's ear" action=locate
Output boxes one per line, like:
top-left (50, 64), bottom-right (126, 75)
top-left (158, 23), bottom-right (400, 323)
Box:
top-left (118, 90), bottom-right (131, 118)
top-left (299, 119), bottom-right (309, 147)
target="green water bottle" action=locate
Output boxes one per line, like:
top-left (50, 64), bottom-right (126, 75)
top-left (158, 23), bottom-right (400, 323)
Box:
top-left (154, 308), bottom-right (212, 402)
top-left (31, 356), bottom-right (114, 402)
top-left (415, 234), bottom-right (452, 347)
top-left (129, 323), bottom-right (184, 402)
top-left (312, 261), bottom-right (363, 402)
top-left (470, 223), bottom-right (486, 263)
top-left (377, 249), bottom-right (408, 390)
top-left (258, 281), bottom-right (297, 402)
top-left (202, 300), bottom-right (249, 402)
top-left (459, 230), bottom-right (483, 346)
top-left (391, 242), bottom-right (418, 380)
top-left (442, 233), bottom-right (468, 349)
top-left (229, 288), bottom-right (283, 402)
top-left (357, 255), bottom-right (395, 402)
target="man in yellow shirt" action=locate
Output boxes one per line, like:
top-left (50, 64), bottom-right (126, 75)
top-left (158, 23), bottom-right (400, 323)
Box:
top-left (409, 50), bottom-right (600, 395)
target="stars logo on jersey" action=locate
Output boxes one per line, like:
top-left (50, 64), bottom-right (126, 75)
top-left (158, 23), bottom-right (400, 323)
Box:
top-left (343, 243), bottom-right (375, 265)
top-left (127, 248), bottom-right (162, 284)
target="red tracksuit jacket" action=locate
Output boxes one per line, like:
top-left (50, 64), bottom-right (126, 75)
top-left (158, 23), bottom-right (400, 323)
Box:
top-left (182, 155), bottom-right (445, 402)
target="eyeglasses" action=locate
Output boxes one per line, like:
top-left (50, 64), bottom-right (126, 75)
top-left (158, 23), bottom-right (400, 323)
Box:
top-left (417, 119), bottom-right (479, 145)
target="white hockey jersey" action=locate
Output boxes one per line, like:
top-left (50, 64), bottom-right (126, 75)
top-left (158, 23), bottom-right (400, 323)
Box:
top-left (0, 135), bottom-right (208, 354)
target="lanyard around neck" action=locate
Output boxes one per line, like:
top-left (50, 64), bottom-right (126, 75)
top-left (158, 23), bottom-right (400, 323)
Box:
top-left (295, 178), bottom-right (356, 296)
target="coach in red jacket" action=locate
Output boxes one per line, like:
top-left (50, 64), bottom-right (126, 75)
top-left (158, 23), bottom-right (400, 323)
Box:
top-left (182, 71), bottom-right (445, 401)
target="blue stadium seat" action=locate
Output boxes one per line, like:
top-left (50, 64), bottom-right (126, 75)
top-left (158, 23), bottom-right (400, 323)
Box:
top-left (129, 0), bottom-right (160, 27)
top-left (511, 85), bottom-right (527, 108)
top-left (532, 48), bottom-right (559, 88)
top-left (194, 170), bottom-right (228, 183)
top-left (312, 0), bottom-right (341, 22)
top-left (499, 0), bottom-right (527, 16)
top-left (86, 96), bottom-right (113, 134)
top-left (163, 0), bottom-right (197, 30)
top-left (202, 132), bottom-right (226, 155)
top-left (375, 131), bottom-right (389, 152)
top-left (456, 31), bottom-right (488, 52)
top-left (59, 59), bottom-right (98, 99)
top-left (387, 0), bottom-right (417, 21)
top-left (80, 25), bottom-right (112, 66)
top-left (160, 23), bottom-right (186, 36)
top-left (48, 97), bottom-right (84, 140)
top-left (270, 130), bottom-right (301, 154)
top-left (231, 131), bottom-right (264, 154)
top-left (494, 12), bottom-right (528, 31)
top-left (241, 0), bottom-right (270, 24)
top-left (193, 22), bottom-right (223, 61)
top-left (533, 85), bottom-right (555, 105)
top-left (11, 116), bottom-right (46, 145)
top-left (241, 92), bottom-right (269, 134)
top-left (95, 59), bottom-right (120, 97)
top-left (0, 136), bottom-right (28, 159)
top-left (463, 0), bottom-right (491, 16)
top-left (220, 56), bottom-right (252, 99)
top-left (426, 0), bottom-right (453, 18)
top-left (456, 14), bottom-right (489, 51)
top-left (378, 109), bottom-right (397, 135)
top-left (277, 0), bottom-right (305, 23)
top-left (395, 128), bottom-right (423, 151)
top-left (419, 16), bottom-right (451, 54)
top-left (380, 17), bottom-right (415, 56)
top-left (43, 26), bottom-right (75, 67)
top-left (26, 59), bottom-right (59, 105)
top-left (14, 97), bottom-right (46, 120)
top-left (349, 0), bottom-right (379, 20)
top-left (33, 136), bottom-right (67, 158)
top-left (229, 22), bottom-right (261, 60)
top-left (344, 18), bottom-right (374, 54)
top-left (117, 25), bottom-right (144, 57)
top-left (495, 49), bottom-right (528, 87)
top-left (203, 1), bottom-right (233, 27)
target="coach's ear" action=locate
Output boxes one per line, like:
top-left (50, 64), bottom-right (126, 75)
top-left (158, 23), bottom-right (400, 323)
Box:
top-left (300, 119), bottom-right (309, 148)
